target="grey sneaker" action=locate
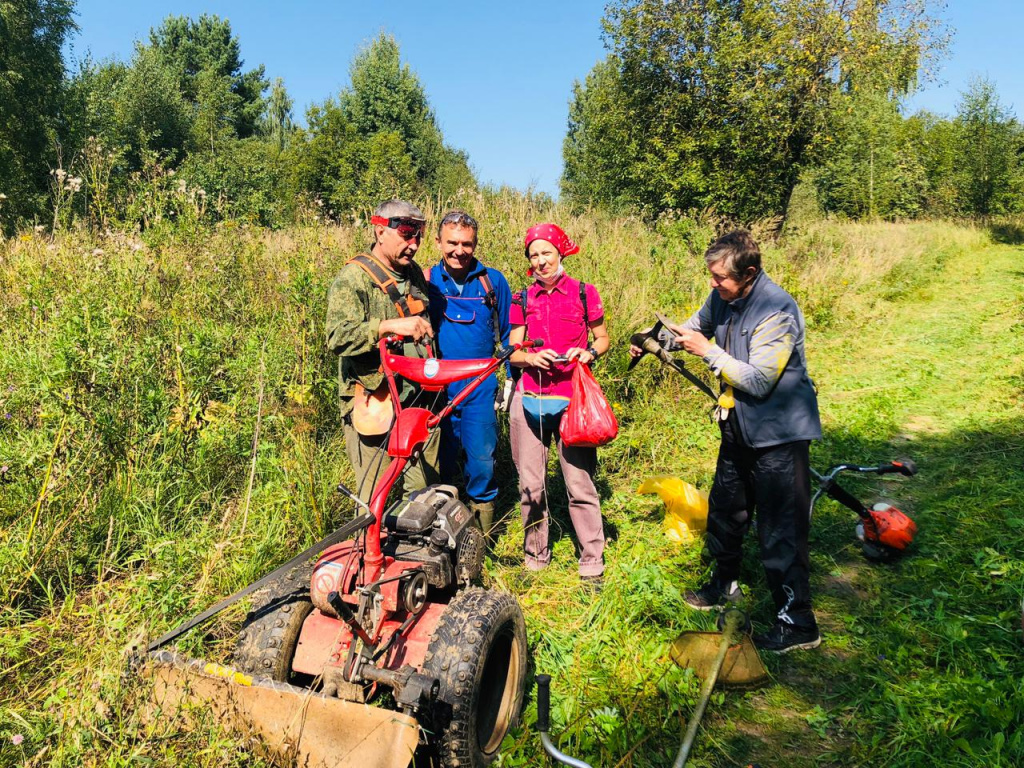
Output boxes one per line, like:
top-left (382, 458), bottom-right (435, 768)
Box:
top-left (684, 580), bottom-right (744, 611)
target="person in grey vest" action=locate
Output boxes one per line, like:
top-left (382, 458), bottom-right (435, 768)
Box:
top-left (631, 230), bottom-right (822, 653)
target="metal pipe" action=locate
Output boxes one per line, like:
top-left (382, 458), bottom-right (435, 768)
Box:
top-left (672, 610), bottom-right (744, 768)
top-left (536, 674), bottom-right (595, 768)
top-left (540, 732), bottom-right (594, 768)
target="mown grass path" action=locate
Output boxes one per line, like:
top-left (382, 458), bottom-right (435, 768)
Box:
top-left (718, 237), bottom-right (1024, 767)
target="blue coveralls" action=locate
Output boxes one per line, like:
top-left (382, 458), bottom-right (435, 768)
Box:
top-left (427, 261), bottom-right (512, 504)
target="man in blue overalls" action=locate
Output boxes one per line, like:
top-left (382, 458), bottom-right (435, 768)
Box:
top-left (426, 210), bottom-right (512, 536)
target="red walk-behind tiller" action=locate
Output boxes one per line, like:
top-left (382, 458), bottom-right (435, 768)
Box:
top-left (629, 315), bottom-right (920, 562)
top-left (141, 336), bottom-right (543, 768)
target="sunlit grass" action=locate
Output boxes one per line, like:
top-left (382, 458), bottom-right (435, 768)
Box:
top-left (1, 207), bottom-right (1022, 766)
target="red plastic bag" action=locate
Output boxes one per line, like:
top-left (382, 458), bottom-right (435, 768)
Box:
top-left (561, 363), bottom-right (619, 447)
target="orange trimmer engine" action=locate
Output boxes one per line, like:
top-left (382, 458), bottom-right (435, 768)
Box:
top-left (859, 503), bottom-right (918, 552)
top-left (811, 459), bottom-right (920, 562)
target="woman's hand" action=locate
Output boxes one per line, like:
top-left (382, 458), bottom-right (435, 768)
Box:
top-left (528, 348), bottom-right (561, 371)
top-left (565, 346), bottom-right (595, 365)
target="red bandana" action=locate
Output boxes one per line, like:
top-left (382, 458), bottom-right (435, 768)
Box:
top-left (524, 223), bottom-right (579, 257)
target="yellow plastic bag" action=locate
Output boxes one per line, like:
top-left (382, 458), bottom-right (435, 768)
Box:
top-left (637, 476), bottom-right (709, 543)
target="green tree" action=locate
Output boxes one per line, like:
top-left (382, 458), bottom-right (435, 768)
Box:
top-left (562, 56), bottom-right (638, 210)
top-left (565, 0), bottom-right (942, 219)
top-left (954, 77), bottom-right (1023, 216)
top-left (813, 90), bottom-right (926, 219)
top-left (149, 14), bottom-right (268, 139)
top-left (360, 131), bottom-right (418, 210)
top-left (109, 45), bottom-right (193, 166)
top-left (289, 99), bottom-right (367, 216)
top-left (261, 77), bottom-right (294, 150)
top-left (192, 66), bottom-right (241, 155)
top-left (340, 33), bottom-right (473, 196)
top-left (182, 137), bottom-right (292, 226)
top-left (0, 0), bottom-right (77, 230)
top-left (908, 110), bottom-right (960, 216)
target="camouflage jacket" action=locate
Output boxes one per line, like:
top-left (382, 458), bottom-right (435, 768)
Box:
top-left (326, 251), bottom-right (432, 418)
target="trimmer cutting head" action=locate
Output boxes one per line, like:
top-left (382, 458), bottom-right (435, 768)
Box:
top-left (670, 610), bottom-right (769, 688)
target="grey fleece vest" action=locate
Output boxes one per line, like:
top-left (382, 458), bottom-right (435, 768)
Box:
top-left (711, 271), bottom-right (822, 448)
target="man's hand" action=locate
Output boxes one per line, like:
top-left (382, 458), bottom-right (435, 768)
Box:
top-left (674, 329), bottom-right (712, 357)
top-left (494, 378), bottom-right (514, 412)
top-left (380, 316), bottom-right (433, 342)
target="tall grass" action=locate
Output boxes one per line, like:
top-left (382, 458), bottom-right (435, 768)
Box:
top-left (0, 202), bottom-right (1019, 766)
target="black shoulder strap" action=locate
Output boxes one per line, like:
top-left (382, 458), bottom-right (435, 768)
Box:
top-left (347, 253), bottom-right (414, 317)
top-left (476, 271), bottom-right (502, 347)
top-left (579, 281), bottom-right (592, 342)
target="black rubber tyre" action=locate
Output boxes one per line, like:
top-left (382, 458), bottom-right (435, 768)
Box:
top-left (232, 561), bottom-right (315, 682)
top-left (422, 587), bottom-right (527, 768)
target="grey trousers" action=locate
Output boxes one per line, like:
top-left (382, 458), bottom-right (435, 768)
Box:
top-left (509, 390), bottom-right (605, 576)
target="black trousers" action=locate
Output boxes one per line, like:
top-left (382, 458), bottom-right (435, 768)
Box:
top-left (706, 426), bottom-right (815, 628)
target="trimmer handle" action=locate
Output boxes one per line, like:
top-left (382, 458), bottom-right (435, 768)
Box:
top-left (536, 674), bottom-right (551, 733)
top-left (879, 459), bottom-right (917, 477)
top-left (497, 338), bottom-right (544, 360)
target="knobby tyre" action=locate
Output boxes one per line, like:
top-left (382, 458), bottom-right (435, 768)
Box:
top-left (422, 587), bottom-right (527, 768)
top-left (232, 561), bottom-right (315, 683)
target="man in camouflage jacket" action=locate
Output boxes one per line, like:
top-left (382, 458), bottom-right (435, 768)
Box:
top-left (326, 199), bottom-right (439, 502)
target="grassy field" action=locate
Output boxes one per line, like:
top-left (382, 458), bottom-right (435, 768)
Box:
top-left (1, 204), bottom-right (1022, 767)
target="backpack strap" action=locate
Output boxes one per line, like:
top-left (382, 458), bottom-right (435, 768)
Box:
top-left (579, 281), bottom-right (591, 342)
top-left (476, 271), bottom-right (502, 347)
top-left (346, 253), bottom-right (425, 317)
top-left (514, 287), bottom-right (528, 332)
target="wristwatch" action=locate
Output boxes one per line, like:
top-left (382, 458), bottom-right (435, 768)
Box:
top-left (587, 345), bottom-right (599, 360)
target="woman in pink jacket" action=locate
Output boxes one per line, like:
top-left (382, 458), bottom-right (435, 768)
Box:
top-left (507, 224), bottom-right (611, 585)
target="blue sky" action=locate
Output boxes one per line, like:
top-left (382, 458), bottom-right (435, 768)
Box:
top-left (67, 1), bottom-right (1022, 197)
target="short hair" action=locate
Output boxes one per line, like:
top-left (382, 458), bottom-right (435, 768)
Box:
top-left (436, 209), bottom-right (478, 239)
top-left (372, 199), bottom-right (425, 243)
top-left (704, 230), bottom-right (761, 277)
top-left (373, 199), bottom-right (425, 221)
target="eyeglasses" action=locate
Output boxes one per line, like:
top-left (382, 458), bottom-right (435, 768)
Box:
top-left (439, 211), bottom-right (478, 231)
top-left (371, 215), bottom-right (425, 241)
